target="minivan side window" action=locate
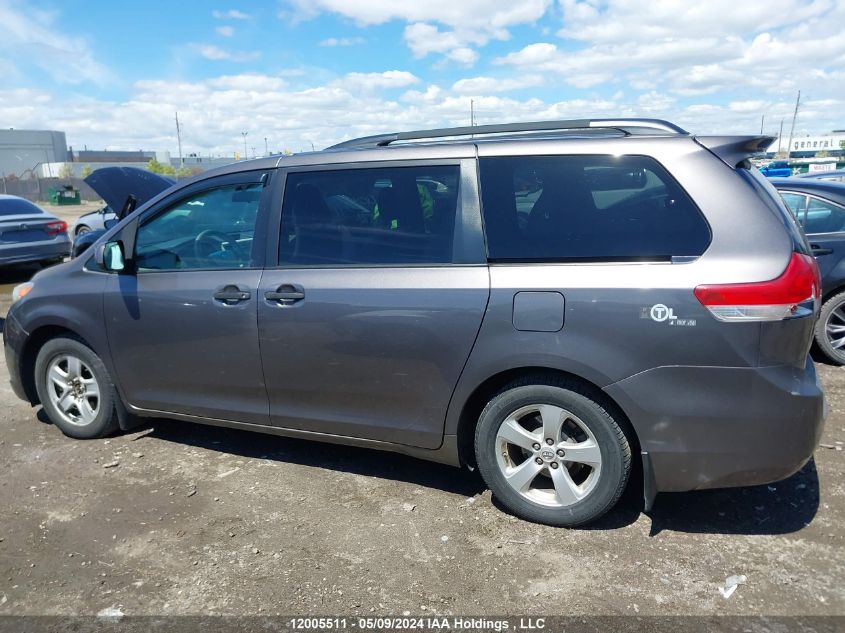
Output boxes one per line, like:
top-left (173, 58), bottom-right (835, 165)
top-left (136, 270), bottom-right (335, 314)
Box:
top-left (279, 165), bottom-right (459, 266)
top-left (479, 155), bottom-right (711, 261)
top-left (135, 183), bottom-right (262, 271)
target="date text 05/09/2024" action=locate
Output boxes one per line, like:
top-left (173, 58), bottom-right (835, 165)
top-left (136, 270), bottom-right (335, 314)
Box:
top-left (288, 617), bottom-right (547, 631)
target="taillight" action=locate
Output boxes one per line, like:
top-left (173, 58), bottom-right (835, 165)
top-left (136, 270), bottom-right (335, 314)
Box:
top-left (694, 252), bottom-right (820, 322)
top-left (46, 220), bottom-right (67, 236)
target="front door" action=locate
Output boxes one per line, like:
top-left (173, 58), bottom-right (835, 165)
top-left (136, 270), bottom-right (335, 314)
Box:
top-left (104, 171), bottom-right (271, 424)
top-left (258, 160), bottom-right (488, 448)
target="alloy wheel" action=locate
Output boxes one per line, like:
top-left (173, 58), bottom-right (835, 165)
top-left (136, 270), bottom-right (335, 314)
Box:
top-left (494, 403), bottom-right (602, 508)
top-left (45, 354), bottom-right (101, 426)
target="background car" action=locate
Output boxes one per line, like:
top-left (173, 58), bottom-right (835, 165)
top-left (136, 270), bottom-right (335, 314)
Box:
top-left (0, 195), bottom-right (70, 267)
top-left (759, 160), bottom-right (792, 178)
top-left (797, 169), bottom-right (845, 184)
top-left (771, 177), bottom-right (845, 364)
top-left (71, 205), bottom-right (116, 236)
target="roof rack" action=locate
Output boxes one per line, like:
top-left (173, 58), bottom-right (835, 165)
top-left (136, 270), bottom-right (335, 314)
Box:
top-left (327, 118), bottom-right (689, 150)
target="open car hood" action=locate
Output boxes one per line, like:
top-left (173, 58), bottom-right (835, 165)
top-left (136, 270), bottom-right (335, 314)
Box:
top-left (84, 167), bottom-right (175, 219)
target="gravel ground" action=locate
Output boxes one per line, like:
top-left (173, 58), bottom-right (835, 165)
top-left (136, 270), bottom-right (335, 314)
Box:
top-left (0, 252), bottom-right (842, 618)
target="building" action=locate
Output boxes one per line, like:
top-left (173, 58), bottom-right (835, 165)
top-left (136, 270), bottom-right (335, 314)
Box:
top-left (0, 129), bottom-right (68, 178)
top-left (765, 131), bottom-right (845, 157)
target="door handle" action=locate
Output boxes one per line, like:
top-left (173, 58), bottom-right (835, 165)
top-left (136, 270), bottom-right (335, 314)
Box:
top-left (810, 244), bottom-right (833, 256)
top-left (213, 285), bottom-right (251, 305)
top-left (265, 284), bottom-right (305, 303)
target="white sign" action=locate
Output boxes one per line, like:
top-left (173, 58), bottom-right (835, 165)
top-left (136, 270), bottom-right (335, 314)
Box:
top-left (808, 162), bottom-right (837, 172)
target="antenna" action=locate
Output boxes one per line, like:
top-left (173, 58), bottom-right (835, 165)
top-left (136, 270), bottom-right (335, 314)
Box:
top-left (175, 111), bottom-right (184, 168)
top-left (785, 90), bottom-right (800, 160)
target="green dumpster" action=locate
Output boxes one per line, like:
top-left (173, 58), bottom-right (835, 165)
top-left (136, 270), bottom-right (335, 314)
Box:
top-left (48, 185), bottom-right (81, 206)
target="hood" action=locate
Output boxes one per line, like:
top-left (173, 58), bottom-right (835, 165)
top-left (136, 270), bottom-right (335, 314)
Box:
top-left (84, 167), bottom-right (175, 219)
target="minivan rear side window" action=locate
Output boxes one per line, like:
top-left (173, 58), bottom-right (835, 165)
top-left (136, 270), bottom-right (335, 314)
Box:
top-left (279, 165), bottom-right (459, 266)
top-left (479, 155), bottom-right (711, 261)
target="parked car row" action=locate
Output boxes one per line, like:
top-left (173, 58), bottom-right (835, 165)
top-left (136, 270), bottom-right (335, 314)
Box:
top-left (3, 118), bottom-right (825, 527)
top-left (770, 177), bottom-right (845, 364)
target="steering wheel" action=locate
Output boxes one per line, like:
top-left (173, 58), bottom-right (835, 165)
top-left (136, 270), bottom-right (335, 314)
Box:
top-left (194, 229), bottom-right (237, 261)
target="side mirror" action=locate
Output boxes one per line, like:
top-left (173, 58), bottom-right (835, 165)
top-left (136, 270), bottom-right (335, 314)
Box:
top-left (98, 241), bottom-right (126, 272)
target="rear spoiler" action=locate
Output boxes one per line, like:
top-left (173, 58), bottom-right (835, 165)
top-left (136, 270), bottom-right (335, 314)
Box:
top-left (694, 135), bottom-right (775, 168)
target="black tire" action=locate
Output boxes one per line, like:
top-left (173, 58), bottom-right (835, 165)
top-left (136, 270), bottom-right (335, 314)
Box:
top-left (34, 336), bottom-right (120, 439)
top-left (815, 292), bottom-right (845, 365)
top-left (474, 377), bottom-right (631, 527)
top-left (75, 225), bottom-right (91, 236)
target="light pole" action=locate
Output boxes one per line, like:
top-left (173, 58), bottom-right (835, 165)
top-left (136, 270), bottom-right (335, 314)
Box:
top-left (241, 132), bottom-right (248, 159)
top-left (264, 137), bottom-right (269, 156)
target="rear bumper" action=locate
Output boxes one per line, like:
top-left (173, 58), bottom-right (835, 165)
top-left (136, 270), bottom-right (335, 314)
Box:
top-left (3, 309), bottom-right (30, 402)
top-left (0, 239), bottom-right (71, 266)
top-left (604, 358), bottom-right (825, 492)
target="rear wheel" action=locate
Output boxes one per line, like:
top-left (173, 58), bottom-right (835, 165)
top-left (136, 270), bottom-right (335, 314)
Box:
top-left (34, 336), bottom-right (119, 439)
top-left (474, 379), bottom-right (631, 527)
top-left (816, 292), bottom-right (845, 365)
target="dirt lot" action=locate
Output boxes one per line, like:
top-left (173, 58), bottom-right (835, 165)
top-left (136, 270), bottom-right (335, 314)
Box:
top-left (0, 218), bottom-right (843, 617)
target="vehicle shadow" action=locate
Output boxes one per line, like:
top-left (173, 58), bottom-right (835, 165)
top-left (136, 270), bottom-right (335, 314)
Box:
top-left (130, 417), bottom-right (820, 536)
top-left (142, 417), bottom-right (488, 498)
top-left (645, 459), bottom-right (819, 536)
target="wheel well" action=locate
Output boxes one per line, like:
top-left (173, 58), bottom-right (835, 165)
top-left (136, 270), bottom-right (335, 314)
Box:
top-left (822, 285), bottom-right (845, 305)
top-left (455, 366), bottom-right (641, 470)
top-left (19, 325), bottom-right (84, 404)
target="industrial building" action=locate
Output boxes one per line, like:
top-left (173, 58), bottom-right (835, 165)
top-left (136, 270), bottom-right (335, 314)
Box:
top-left (0, 129), bottom-right (69, 179)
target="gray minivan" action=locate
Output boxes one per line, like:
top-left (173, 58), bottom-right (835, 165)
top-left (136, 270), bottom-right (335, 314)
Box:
top-left (3, 119), bottom-right (826, 526)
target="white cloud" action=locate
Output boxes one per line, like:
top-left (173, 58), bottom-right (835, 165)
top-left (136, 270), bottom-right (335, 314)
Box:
top-left (197, 45), bottom-right (261, 63)
top-left (319, 36), bottom-right (365, 47)
top-left (492, 0), bottom-right (845, 96)
top-left (282, 0), bottom-right (551, 64)
top-left (452, 75), bottom-right (544, 94)
top-left (7, 67), bottom-right (840, 168)
top-left (333, 70), bottom-right (420, 91)
top-left (445, 48), bottom-right (480, 67)
top-left (212, 9), bottom-right (251, 20)
top-left (216, 25), bottom-right (235, 37)
top-left (0, 0), bottom-right (111, 84)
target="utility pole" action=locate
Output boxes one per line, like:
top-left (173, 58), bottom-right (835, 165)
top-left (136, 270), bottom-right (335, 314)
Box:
top-left (777, 119), bottom-right (784, 154)
top-left (760, 115), bottom-right (764, 135)
top-left (785, 90), bottom-right (800, 160)
top-left (264, 137), bottom-right (269, 156)
top-left (175, 111), bottom-right (184, 168)
top-left (470, 99), bottom-right (476, 127)
top-left (241, 132), bottom-right (248, 160)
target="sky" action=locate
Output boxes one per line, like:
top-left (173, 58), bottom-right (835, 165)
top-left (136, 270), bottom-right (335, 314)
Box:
top-left (1, 0), bottom-right (844, 157)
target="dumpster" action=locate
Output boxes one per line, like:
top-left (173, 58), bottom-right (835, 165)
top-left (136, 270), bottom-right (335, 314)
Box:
top-left (48, 185), bottom-right (81, 206)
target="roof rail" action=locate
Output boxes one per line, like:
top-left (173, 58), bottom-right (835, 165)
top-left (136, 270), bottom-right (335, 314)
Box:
top-left (327, 118), bottom-right (689, 150)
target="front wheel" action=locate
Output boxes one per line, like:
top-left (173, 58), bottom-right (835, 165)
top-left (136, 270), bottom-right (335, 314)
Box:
top-left (474, 379), bottom-right (631, 527)
top-left (34, 336), bottom-right (119, 439)
top-left (75, 225), bottom-right (91, 236)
